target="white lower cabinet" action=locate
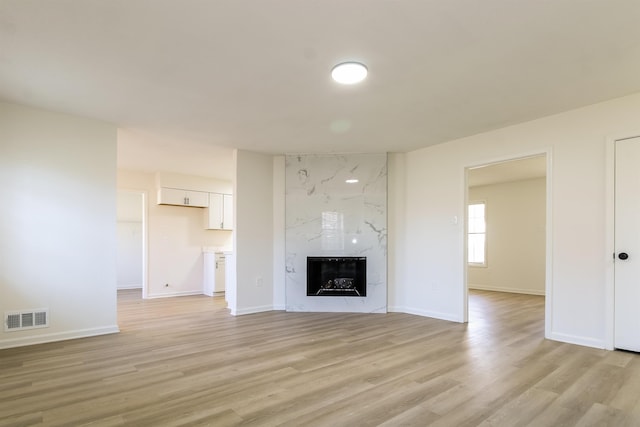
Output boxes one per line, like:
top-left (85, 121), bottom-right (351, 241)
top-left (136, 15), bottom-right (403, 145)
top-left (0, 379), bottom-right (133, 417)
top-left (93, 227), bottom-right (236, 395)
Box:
top-left (203, 252), bottom-right (215, 296)
top-left (203, 252), bottom-right (226, 296)
top-left (214, 253), bottom-right (226, 293)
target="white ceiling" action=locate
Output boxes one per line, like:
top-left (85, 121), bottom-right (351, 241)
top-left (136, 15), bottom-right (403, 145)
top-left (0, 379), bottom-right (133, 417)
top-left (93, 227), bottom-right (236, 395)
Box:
top-left (2, 1), bottom-right (640, 180)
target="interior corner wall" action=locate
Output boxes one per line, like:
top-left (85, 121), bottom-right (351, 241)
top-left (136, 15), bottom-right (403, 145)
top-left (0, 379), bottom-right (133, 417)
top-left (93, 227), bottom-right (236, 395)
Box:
top-left (399, 92), bottom-right (640, 349)
top-left (468, 178), bottom-right (546, 295)
top-left (0, 101), bottom-right (119, 349)
top-left (232, 150), bottom-right (275, 315)
top-left (272, 156), bottom-right (286, 310)
top-left (387, 152), bottom-right (407, 311)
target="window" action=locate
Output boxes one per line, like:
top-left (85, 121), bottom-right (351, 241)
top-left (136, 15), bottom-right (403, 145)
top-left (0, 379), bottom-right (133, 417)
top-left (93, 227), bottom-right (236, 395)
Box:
top-left (468, 202), bottom-right (486, 266)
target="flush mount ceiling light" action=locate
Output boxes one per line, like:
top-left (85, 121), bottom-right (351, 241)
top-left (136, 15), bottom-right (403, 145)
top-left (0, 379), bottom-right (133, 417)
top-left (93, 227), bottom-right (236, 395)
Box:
top-left (331, 62), bottom-right (368, 84)
top-left (345, 178), bottom-right (359, 184)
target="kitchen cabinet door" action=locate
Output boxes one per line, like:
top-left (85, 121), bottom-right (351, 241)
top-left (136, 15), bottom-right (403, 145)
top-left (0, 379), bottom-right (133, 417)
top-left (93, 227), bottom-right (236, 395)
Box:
top-left (157, 187), bottom-right (208, 207)
top-left (204, 193), bottom-right (233, 230)
top-left (222, 194), bottom-right (233, 230)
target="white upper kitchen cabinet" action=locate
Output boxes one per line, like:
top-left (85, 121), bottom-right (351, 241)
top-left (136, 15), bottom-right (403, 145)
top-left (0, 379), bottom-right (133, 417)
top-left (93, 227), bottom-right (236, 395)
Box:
top-left (205, 193), bottom-right (233, 230)
top-left (157, 187), bottom-right (209, 207)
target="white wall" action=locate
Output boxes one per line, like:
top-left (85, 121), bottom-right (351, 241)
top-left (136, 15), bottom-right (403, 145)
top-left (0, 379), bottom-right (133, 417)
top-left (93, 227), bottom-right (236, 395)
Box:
top-left (0, 101), bottom-right (118, 349)
top-left (232, 150), bottom-right (275, 315)
top-left (468, 178), bottom-right (546, 295)
top-left (396, 92), bottom-right (640, 349)
top-left (117, 169), bottom-right (232, 297)
top-left (155, 171), bottom-right (232, 194)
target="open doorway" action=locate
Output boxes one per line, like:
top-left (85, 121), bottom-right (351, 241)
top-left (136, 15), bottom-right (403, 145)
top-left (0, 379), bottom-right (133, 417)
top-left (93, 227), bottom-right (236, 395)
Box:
top-left (116, 190), bottom-right (148, 299)
top-left (465, 155), bottom-right (548, 332)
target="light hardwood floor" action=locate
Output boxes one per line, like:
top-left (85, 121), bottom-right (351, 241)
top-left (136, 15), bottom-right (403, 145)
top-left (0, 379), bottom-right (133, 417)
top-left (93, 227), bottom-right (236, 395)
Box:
top-left (1, 290), bottom-right (640, 426)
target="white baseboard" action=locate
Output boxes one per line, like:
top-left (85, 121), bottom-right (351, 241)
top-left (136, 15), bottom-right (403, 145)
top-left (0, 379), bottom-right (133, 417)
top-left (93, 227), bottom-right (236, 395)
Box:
top-left (0, 325), bottom-right (120, 350)
top-left (548, 331), bottom-right (605, 349)
top-left (388, 306), bottom-right (463, 323)
top-left (231, 305), bottom-right (275, 316)
top-left (284, 306), bottom-right (387, 314)
top-left (468, 284), bottom-right (545, 296)
top-left (117, 284), bottom-right (143, 290)
top-left (146, 290), bottom-right (204, 299)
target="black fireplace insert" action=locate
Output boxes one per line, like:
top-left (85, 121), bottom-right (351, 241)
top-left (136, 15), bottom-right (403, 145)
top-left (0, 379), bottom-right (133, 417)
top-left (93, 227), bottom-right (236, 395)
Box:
top-left (307, 256), bottom-right (366, 297)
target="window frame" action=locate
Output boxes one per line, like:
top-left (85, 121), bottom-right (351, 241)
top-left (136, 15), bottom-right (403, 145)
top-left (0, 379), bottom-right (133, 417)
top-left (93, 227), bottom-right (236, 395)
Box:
top-left (467, 201), bottom-right (487, 267)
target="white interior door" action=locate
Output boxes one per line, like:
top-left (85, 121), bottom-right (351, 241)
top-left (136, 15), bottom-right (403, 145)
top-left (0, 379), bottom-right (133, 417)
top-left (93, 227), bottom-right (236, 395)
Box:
top-left (614, 136), bottom-right (640, 351)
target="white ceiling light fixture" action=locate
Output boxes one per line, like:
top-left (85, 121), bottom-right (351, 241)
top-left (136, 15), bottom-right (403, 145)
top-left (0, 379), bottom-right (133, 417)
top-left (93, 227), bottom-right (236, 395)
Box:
top-left (345, 178), bottom-right (359, 183)
top-left (331, 62), bottom-right (368, 84)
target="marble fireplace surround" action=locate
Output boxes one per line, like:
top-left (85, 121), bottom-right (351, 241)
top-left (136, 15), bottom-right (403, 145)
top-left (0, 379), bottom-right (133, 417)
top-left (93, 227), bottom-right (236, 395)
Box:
top-left (285, 153), bottom-right (387, 313)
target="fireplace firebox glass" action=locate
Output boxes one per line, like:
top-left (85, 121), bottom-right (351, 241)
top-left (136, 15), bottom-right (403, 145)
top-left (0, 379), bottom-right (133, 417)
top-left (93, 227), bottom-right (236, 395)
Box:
top-left (306, 257), bottom-right (366, 297)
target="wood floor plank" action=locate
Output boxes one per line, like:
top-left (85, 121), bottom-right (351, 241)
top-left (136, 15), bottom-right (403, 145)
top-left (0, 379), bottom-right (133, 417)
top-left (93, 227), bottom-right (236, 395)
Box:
top-left (574, 403), bottom-right (630, 427)
top-left (1, 289), bottom-right (640, 426)
top-left (476, 387), bottom-right (559, 427)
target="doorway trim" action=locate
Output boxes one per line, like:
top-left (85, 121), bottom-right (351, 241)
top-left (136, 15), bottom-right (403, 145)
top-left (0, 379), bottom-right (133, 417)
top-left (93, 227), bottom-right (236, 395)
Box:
top-left (463, 148), bottom-right (553, 341)
top-left (605, 133), bottom-right (640, 350)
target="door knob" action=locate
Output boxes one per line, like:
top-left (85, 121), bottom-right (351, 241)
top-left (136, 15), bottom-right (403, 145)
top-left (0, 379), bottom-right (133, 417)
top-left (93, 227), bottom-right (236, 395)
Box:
top-left (619, 252), bottom-right (629, 260)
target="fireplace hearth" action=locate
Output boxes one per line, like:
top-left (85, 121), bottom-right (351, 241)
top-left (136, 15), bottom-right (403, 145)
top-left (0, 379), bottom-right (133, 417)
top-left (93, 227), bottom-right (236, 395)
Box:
top-left (307, 257), bottom-right (366, 297)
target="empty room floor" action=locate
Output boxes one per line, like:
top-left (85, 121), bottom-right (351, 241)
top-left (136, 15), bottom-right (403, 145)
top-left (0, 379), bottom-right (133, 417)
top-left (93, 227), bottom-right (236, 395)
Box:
top-left (1, 290), bottom-right (640, 426)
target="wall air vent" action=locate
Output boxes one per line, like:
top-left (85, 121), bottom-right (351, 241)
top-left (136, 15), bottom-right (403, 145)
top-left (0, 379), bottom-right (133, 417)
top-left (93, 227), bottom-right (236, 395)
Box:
top-left (4, 309), bottom-right (49, 332)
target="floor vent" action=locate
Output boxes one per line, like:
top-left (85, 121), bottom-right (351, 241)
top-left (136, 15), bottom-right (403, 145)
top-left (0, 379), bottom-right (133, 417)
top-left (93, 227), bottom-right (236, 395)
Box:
top-left (4, 309), bottom-right (49, 332)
